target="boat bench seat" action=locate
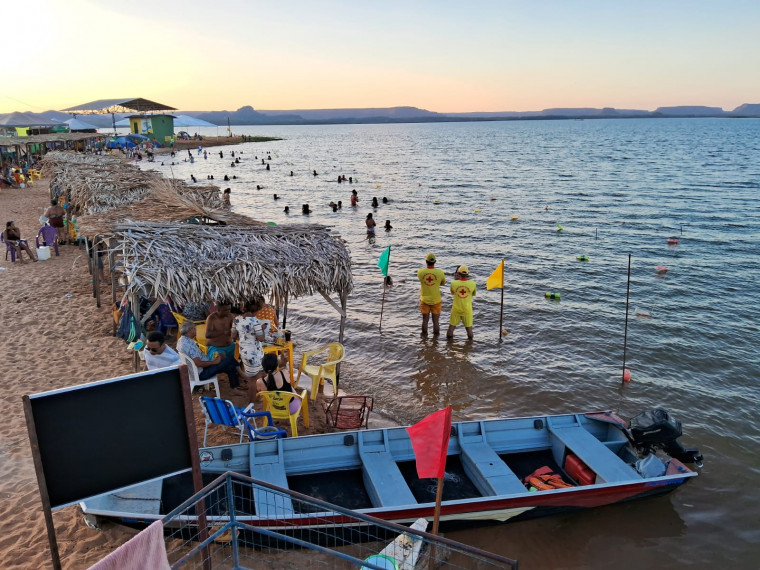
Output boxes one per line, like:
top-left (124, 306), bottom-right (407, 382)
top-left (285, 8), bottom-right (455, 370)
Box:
top-left (250, 446), bottom-right (295, 517)
top-left (460, 441), bottom-right (527, 496)
top-left (550, 425), bottom-right (640, 483)
top-left (360, 451), bottom-right (417, 508)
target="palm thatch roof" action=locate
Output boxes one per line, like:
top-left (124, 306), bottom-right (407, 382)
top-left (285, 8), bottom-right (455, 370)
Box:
top-left (116, 222), bottom-right (353, 304)
top-left (76, 179), bottom-right (262, 236)
top-left (40, 152), bottom-right (250, 236)
top-left (0, 132), bottom-right (107, 148)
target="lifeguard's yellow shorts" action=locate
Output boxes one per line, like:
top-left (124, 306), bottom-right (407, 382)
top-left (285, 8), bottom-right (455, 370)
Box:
top-left (449, 311), bottom-right (473, 327)
top-left (420, 301), bottom-right (442, 315)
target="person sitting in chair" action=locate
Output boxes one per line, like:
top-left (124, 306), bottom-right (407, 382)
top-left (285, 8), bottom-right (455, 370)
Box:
top-left (205, 302), bottom-right (236, 359)
top-left (144, 331), bottom-right (181, 370)
top-left (252, 352), bottom-right (293, 401)
top-left (3, 221), bottom-right (37, 262)
top-left (176, 321), bottom-right (244, 391)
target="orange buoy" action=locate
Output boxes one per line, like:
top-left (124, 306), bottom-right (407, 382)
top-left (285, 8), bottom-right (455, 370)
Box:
top-left (623, 368), bottom-right (631, 382)
top-left (656, 265), bottom-right (668, 274)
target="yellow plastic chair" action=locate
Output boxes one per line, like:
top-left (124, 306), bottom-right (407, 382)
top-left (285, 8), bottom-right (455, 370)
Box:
top-left (257, 389), bottom-right (310, 437)
top-left (28, 169), bottom-right (42, 181)
top-left (296, 342), bottom-right (345, 401)
top-left (172, 311), bottom-right (208, 352)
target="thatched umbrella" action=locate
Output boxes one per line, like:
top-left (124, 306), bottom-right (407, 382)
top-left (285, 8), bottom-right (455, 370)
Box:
top-left (115, 221), bottom-right (353, 306)
top-left (75, 179), bottom-right (256, 237)
top-left (41, 151), bottom-right (224, 216)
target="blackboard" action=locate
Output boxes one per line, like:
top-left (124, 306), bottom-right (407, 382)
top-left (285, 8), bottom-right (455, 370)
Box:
top-left (26, 366), bottom-right (194, 510)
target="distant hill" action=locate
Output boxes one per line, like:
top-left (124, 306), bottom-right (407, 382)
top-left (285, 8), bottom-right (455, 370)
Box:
top-left (27, 103), bottom-right (760, 130)
top-left (731, 103), bottom-right (760, 115)
top-left (259, 106), bottom-right (442, 121)
top-left (654, 105), bottom-right (724, 116)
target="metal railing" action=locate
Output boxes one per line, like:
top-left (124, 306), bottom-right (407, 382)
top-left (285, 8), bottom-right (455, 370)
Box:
top-left (162, 471), bottom-right (518, 569)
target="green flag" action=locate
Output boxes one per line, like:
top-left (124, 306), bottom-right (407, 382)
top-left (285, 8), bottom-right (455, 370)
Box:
top-left (377, 246), bottom-right (391, 276)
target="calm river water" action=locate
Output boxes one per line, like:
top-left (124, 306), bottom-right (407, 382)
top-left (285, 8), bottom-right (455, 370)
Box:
top-left (146, 118), bottom-right (760, 568)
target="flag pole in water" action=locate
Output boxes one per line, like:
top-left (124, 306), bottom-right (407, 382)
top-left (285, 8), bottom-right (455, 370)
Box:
top-left (622, 253), bottom-right (632, 382)
top-left (487, 258), bottom-right (505, 343)
top-left (377, 246), bottom-right (391, 331)
top-left (406, 407), bottom-right (452, 535)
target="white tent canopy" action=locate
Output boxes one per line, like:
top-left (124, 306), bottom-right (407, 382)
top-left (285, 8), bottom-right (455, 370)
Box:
top-left (173, 115), bottom-right (217, 127)
top-left (65, 118), bottom-right (99, 131)
top-left (113, 115), bottom-right (216, 128)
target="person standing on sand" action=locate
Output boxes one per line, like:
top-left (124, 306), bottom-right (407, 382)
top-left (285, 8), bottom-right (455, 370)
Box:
top-left (447, 265), bottom-right (476, 340)
top-left (417, 253), bottom-right (446, 336)
top-left (44, 200), bottom-right (67, 245)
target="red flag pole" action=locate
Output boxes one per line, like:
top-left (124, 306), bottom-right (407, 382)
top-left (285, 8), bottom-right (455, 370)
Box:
top-left (431, 475), bottom-right (445, 535)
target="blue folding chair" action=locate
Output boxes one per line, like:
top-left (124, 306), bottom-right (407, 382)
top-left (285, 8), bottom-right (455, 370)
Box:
top-left (199, 396), bottom-right (286, 446)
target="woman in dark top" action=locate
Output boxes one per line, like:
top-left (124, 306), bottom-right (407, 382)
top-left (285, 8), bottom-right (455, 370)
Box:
top-left (255, 353), bottom-right (293, 393)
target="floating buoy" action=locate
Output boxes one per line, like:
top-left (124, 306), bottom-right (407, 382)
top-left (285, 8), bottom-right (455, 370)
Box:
top-left (545, 292), bottom-right (561, 300)
top-left (434, 199), bottom-right (440, 204)
top-left (635, 310), bottom-right (652, 318)
top-left (656, 265), bottom-right (668, 273)
top-left (501, 329), bottom-right (508, 335)
top-left (557, 224), bottom-right (563, 231)
top-left (577, 255), bottom-right (589, 262)
top-left (511, 215), bottom-right (518, 221)
top-left (667, 238), bottom-right (679, 245)
top-left (623, 369), bottom-right (631, 382)
top-left (376, 184), bottom-right (381, 188)
top-left (474, 208), bottom-right (482, 213)
top-left (490, 197), bottom-right (496, 201)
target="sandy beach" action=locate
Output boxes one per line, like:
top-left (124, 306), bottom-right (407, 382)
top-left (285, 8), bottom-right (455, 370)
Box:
top-left (0, 176), bottom-right (346, 568)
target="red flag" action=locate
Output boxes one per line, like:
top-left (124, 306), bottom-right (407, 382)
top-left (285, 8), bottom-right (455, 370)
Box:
top-left (406, 407), bottom-right (452, 479)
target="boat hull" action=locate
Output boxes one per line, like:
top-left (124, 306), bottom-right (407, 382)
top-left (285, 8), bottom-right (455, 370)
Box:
top-left (80, 411), bottom-right (698, 532)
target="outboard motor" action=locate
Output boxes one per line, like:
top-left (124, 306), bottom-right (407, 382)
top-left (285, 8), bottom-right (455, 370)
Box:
top-left (629, 409), bottom-right (703, 466)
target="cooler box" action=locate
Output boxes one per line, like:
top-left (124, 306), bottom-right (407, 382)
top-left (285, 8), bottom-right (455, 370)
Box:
top-left (37, 246), bottom-right (51, 261)
top-left (565, 453), bottom-right (595, 486)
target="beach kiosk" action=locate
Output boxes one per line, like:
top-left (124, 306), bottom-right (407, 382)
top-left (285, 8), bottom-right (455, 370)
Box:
top-left (128, 113), bottom-right (175, 143)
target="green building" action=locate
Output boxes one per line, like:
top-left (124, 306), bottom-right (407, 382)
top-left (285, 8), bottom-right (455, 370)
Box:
top-left (129, 114), bottom-right (175, 144)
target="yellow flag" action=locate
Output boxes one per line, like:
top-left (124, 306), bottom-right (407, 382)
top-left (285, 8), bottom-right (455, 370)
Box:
top-left (486, 258), bottom-right (504, 290)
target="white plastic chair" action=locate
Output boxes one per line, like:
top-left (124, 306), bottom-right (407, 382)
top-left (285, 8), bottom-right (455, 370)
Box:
top-left (179, 353), bottom-right (220, 398)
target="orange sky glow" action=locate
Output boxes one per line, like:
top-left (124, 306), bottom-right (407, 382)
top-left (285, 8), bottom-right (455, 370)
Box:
top-left (3, 0), bottom-right (758, 114)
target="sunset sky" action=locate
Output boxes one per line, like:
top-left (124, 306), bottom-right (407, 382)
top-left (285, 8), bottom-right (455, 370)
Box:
top-left (4, 0), bottom-right (759, 114)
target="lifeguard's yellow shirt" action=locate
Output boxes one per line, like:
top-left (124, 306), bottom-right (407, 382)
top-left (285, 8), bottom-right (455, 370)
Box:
top-left (450, 279), bottom-right (477, 315)
top-left (418, 267), bottom-right (446, 305)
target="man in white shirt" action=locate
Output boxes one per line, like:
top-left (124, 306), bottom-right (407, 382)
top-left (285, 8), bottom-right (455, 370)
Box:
top-left (144, 331), bottom-right (182, 370)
